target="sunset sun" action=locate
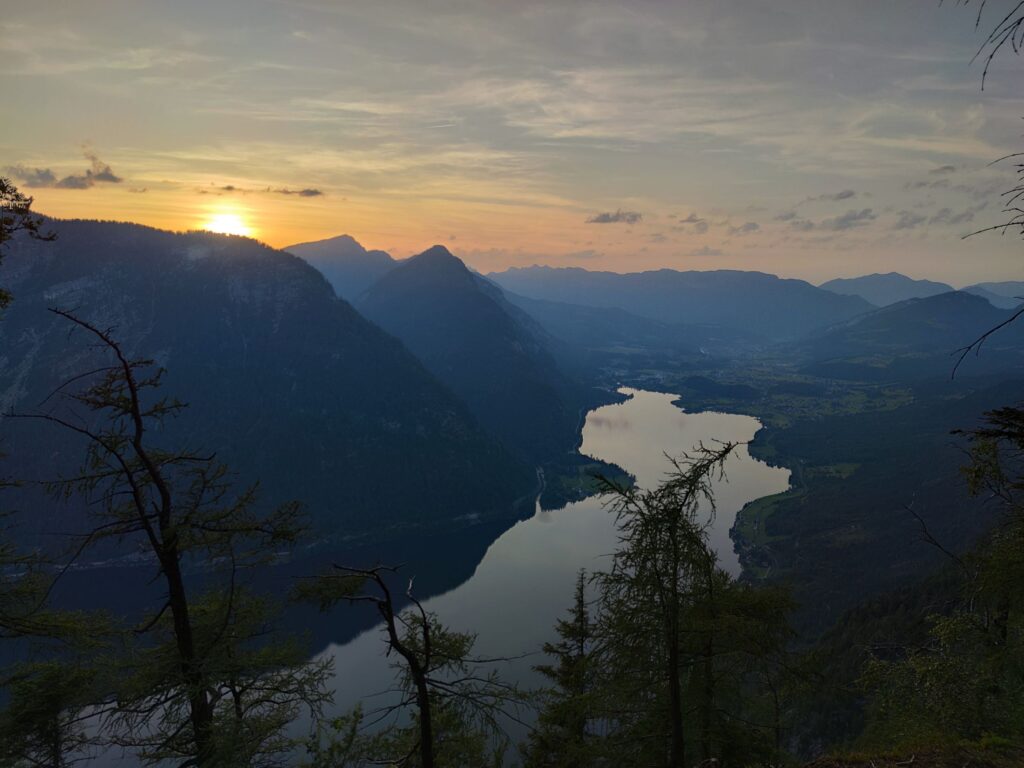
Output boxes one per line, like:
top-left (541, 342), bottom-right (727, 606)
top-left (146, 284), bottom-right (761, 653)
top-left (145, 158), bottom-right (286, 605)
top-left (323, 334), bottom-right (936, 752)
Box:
top-left (202, 211), bottom-right (252, 237)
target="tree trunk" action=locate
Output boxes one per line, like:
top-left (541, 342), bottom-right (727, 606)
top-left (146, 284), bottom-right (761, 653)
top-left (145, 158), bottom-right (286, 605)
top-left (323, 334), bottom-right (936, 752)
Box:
top-left (413, 671), bottom-right (435, 768)
top-left (163, 548), bottom-right (214, 764)
top-left (701, 564), bottom-right (716, 763)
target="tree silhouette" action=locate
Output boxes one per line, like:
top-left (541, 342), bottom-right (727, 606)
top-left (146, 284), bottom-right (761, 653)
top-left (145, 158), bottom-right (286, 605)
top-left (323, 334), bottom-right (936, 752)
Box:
top-left (8, 308), bottom-right (330, 766)
top-left (305, 565), bottom-right (525, 768)
top-left (0, 177), bottom-right (54, 309)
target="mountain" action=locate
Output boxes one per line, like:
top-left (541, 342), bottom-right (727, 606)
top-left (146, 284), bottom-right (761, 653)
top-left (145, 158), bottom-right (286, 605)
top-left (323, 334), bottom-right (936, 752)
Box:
top-left (285, 234), bottom-right (396, 301)
top-left (503, 292), bottom-right (759, 356)
top-left (357, 246), bottom-right (581, 464)
top-left (0, 220), bottom-right (534, 550)
top-left (819, 272), bottom-right (952, 307)
top-left (962, 281), bottom-right (1024, 310)
top-left (488, 266), bottom-right (872, 341)
top-left (796, 290), bottom-right (1024, 379)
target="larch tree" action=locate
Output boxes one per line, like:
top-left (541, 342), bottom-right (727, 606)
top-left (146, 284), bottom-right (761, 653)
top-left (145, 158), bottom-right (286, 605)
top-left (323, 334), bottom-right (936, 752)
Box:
top-left (8, 309), bottom-right (331, 766)
top-left (305, 565), bottom-right (524, 768)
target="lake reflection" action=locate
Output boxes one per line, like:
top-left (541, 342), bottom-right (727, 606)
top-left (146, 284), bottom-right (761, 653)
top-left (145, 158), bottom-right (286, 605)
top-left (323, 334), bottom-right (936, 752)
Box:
top-left (319, 388), bottom-right (791, 720)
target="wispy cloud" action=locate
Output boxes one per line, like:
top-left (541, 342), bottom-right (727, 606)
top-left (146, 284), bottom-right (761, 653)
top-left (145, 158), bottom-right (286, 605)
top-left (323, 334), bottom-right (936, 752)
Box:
top-left (691, 245), bottom-right (722, 257)
top-left (587, 209), bottom-right (642, 224)
top-left (6, 150), bottom-right (122, 190)
top-left (801, 189), bottom-right (857, 204)
top-left (275, 187), bottom-right (324, 197)
top-left (5, 165), bottom-right (57, 188)
top-left (895, 210), bottom-right (927, 229)
top-left (821, 208), bottom-right (876, 231)
top-left (727, 221), bottom-right (760, 236)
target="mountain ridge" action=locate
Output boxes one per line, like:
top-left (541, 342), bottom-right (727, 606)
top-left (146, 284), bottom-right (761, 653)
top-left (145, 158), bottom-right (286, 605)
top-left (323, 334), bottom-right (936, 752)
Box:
top-left (819, 272), bottom-right (952, 307)
top-left (488, 265), bottom-right (873, 340)
top-left (0, 220), bottom-right (534, 551)
top-left (285, 233), bottom-right (397, 301)
top-left (358, 246), bottom-right (583, 464)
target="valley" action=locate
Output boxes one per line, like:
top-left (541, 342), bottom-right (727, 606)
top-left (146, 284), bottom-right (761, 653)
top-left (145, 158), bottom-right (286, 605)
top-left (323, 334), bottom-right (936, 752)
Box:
top-left (3, 220), bottom-right (1023, 763)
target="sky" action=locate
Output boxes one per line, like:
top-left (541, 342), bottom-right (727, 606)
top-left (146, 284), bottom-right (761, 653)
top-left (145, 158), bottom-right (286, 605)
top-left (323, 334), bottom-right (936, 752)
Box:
top-left (3, 0), bottom-right (1024, 285)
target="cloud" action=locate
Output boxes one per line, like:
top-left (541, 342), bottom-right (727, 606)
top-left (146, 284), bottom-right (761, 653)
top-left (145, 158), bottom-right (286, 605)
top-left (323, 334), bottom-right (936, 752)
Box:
top-left (673, 211), bottom-right (709, 234)
top-left (691, 246), bottom-right (722, 256)
top-left (9, 150), bottom-right (123, 190)
top-left (81, 150), bottom-right (121, 183)
top-left (564, 249), bottom-right (601, 259)
top-left (905, 178), bottom-right (949, 191)
top-left (727, 221), bottom-right (759, 235)
top-left (820, 208), bottom-right (876, 231)
top-left (586, 209), bottom-right (642, 224)
top-left (930, 206), bottom-right (980, 226)
top-left (775, 211), bottom-right (797, 222)
top-left (206, 184), bottom-right (324, 198)
top-left (800, 190), bottom-right (857, 205)
top-left (789, 219), bottom-right (816, 231)
top-left (5, 165), bottom-right (57, 188)
top-left (275, 187), bottom-right (324, 197)
top-left (929, 165), bottom-right (957, 175)
top-left (895, 210), bottom-right (927, 229)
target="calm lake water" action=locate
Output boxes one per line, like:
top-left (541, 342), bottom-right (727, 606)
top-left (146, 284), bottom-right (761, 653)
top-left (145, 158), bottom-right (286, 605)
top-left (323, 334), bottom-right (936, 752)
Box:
top-left (71, 387), bottom-right (790, 764)
top-left (316, 387), bottom-right (791, 721)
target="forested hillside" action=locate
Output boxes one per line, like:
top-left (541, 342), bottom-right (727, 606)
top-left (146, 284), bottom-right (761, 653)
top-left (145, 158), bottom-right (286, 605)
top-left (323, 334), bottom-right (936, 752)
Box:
top-left (0, 220), bottom-right (534, 551)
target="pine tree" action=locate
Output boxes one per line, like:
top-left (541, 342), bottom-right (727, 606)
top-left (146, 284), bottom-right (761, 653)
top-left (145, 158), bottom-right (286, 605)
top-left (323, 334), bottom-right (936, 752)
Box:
top-left (522, 571), bottom-right (599, 768)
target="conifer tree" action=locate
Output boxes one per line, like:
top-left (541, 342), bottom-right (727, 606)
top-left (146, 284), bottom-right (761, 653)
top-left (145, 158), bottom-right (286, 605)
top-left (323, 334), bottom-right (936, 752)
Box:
top-left (522, 571), bottom-right (599, 768)
top-left (0, 177), bottom-right (54, 309)
top-left (307, 565), bottom-right (523, 768)
top-left (9, 309), bottom-right (331, 766)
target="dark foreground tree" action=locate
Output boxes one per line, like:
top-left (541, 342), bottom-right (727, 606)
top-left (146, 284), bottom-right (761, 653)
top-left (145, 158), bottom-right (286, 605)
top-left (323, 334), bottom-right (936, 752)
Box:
top-left (860, 406), bottom-right (1024, 748)
top-left (544, 447), bottom-right (798, 768)
top-left (0, 177), bottom-right (54, 309)
top-left (521, 570), bottom-right (600, 768)
top-left (6, 309), bottom-right (330, 766)
top-left (305, 566), bottom-right (524, 768)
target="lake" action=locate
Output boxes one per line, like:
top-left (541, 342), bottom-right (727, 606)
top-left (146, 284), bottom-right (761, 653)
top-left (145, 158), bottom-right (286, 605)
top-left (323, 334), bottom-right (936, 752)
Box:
top-left (315, 387), bottom-right (791, 724)
top-left (62, 387), bottom-right (790, 763)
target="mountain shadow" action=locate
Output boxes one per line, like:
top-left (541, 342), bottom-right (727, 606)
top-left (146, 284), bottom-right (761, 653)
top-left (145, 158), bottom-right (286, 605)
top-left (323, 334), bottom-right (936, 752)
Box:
top-left (0, 221), bottom-right (535, 554)
top-left (285, 233), bottom-right (396, 301)
top-left (489, 265), bottom-right (872, 341)
top-left (357, 245), bottom-right (584, 465)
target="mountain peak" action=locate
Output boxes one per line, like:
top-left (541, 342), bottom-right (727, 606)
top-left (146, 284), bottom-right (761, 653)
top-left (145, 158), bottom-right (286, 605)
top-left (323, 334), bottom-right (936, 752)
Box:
top-left (285, 234), bottom-right (396, 301)
top-left (410, 244), bottom-right (461, 265)
top-left (820, 273), bottom-right (953, 307)
top-left (286, 233), bottom-right (365, 254)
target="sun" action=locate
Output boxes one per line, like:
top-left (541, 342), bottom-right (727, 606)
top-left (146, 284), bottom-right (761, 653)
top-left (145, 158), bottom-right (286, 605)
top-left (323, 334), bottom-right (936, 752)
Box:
top-left (202, 211), bottom-right (253, 237)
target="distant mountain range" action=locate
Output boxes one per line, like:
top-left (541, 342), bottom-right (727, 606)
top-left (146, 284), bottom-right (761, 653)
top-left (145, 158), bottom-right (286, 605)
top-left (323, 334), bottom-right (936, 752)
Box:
top-left (357, 246), bottom-right (583, 464)
top-left (816, 272), bottom-right (1024, 310)
top-left (961, 281), bottom-right (1024, 310)
top-left (0, 221), bottom-right (534, 550)
top-left (797, 291), bottom-right (1024, 379)
top-left (285, 234), bottom-right (396, 301)
top-left (488, 266), bottom-right (872, 341)
top-left (819, 272), bottom-right (952, 307)
top-left (502, 292), bottom-right (758, 357)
